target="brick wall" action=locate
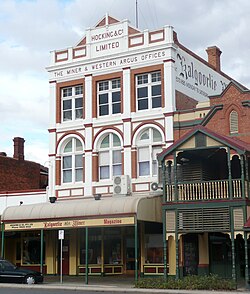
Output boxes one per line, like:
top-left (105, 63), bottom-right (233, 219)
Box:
top-left (0, 156), bottom-right (46, 192)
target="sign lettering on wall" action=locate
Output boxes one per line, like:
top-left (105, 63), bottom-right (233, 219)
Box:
top-left (4, 216), bottom-right (135, 231)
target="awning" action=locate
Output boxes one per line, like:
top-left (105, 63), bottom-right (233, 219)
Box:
top-left (1, 194), bottom-right (162, 231)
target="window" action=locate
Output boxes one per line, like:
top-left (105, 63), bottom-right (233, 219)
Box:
top-left (22, 235), bottom-right (45, 265)
top-left (136, 71), bottom-right (161, 111)
top-left (137, 128), bottom-right (162, 177)
top-left (97, 79), bottom-right (121, 116)
top-left (62, 85), bottom-right (83, 121)
top-left (62, 138), bottom-right (83, 183)
top-left (99, 133), bottom-right (122, 180)
top-left (230, 110), bottom-right (238, 134)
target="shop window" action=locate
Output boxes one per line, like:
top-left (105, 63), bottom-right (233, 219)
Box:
top-left (61, 85), bottom-right (83, 122)
top-left (22, 237), bottom-right (45, 265)
top-left (97, 78), bottom-right (121, 117)
top-left (136, 71), bottom-right (161, 111)
top-left (104, 228), bottom-right (122, 264)
top-left (136, 128), bottom-right (162, 177)
top-left (145, 234), bottom-right (163, 263)
top-left (99, 133), bottom-right (122, 180)
top-left (79, 229), bottom-right (101, 265)
top-left (62, 138), bottom-right (83, 183)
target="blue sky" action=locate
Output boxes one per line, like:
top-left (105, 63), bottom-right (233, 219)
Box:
top-left (1, 0), bottom-right (250, 165)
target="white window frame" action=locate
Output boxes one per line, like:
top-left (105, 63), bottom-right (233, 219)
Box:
top-left (99, 133), bottom-right (122, 180)
top-left (97, 79), bottom-right (121, 117)
top-left (61, 85), bottom-right (83, 122)
top-left (137, 128), bottom-right (162, 177)
top-left (136, 71), bottom-right (162, 111)
top-left (62, 138), bottom-right (83, 184)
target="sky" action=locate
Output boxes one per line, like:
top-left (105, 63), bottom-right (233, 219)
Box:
top-left (0, 0), bottom-right (250, 166)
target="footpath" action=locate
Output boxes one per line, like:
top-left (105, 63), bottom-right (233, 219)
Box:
top-left (0, 275), bottom-right (249, 293)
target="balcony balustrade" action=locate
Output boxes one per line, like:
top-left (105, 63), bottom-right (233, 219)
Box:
top-left (165, 179), bottom-right (249, 202)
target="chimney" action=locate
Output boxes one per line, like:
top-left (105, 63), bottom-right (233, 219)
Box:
top-left (13, 137), bottom-right (25, 160)
top-left (206, 46), bottom-right (222, 71)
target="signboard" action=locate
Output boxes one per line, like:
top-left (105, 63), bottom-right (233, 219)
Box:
top-left (175, 48), bottom-right (229, 101)
top-left (58, 229), bottom-right (64, 240)
top-left (4, 216), bottom-right (135, 231)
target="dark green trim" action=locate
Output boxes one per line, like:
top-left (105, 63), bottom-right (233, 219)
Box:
top-left (173, 119), bottom-right (202, 129)
top-left (174, 152), bottom-right (178, 202)
top-left (135, 221), bottom-right (138, 282)
top-left (1, 223), bottom-right (4, 258)
top-left (230, 207), bottom-right (236, 282)
top-left (162, 208), bottom-right (167, 280)
top-left (227, 147), bottom-right (233, 200)
top-left (175, 210), bottom-right (179, 279)
top-left (242, 100), bottom-right (250, 107)
top-left (85, 227), bottom-right (89, 285)
top-left (241, 155), bottom-right (245, 199)
top-left (40, 229), bottom-right (44, 274)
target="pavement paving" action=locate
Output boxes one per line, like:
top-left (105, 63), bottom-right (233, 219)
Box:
top-left (0, 275), bottom-right (249, 293)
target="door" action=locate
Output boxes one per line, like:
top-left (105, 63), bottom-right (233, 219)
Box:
top-left (209, 233), bottom-right (232, 278)
top-left (183, 234), bottom-right (199, 276)
top-left (58, 240), bottom-right (70, 275)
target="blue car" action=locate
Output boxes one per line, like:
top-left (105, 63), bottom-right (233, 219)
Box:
top-left (0, 259), bottom-right (43, 284)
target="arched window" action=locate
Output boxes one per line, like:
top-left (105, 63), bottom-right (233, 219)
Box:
top-left (230, 110), bottom-right (238, 134)
top-left (136, 128), bottom-right (162, 177)
top-left (99, 133), bottom-right (122, 180)
top-left (62, 138), bottom-right (83, 183)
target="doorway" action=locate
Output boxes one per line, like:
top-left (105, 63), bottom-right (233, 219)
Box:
top-left (58, 239), bottom-right (69, 275)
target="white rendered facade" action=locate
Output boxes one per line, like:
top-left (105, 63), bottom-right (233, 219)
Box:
top-left (46, 15), bottom-right (230, 200)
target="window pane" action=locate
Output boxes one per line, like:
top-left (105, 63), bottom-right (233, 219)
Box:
top-left (99, 93), bottom-right (108, 104)
top-left (140, 130), bottom-right (149, 141)
top-left (63, 170), bottom-right (72, 182)
top-left (100, 135), bottom-right (109, 148)
top-left (99, 105), bottom-right (109, 116)
top-left (152, 97), bottom-right (161, 108)
top-left (112, 79), bottom-right (120, 89)
top-left (75, 97), bottom-right (83, 108)
top-left (112, 91), bottom-right (121, 102)
top-left (151, 72), bottom-right (161, 82)
top-left (75, 154), bottom-right (83, 168)
top-left (113, 150), bottom-right (122, 164)
top-left (75, 109), bottom-right (83, 119)
top-left (139, 162), bottom-right (150, 176)
top-left (112, 103), bottom-right (121, 114)
top-left (137, 74), bottom-right (148, 85)
top-left (63, 99), bottom-right (72, 110)
top-left (75, 85), bottom-right (83, 95)
top-left (138, 98), bottom-right (148, 110)
top-left (75, 139), bottom-right (82, 151)
top-left (152, 85), bottom-right (161, 96)
top-left (113, 134), bottom-right (121, 147)
top-left (113, 164), bottom-right (122, 176)
top-left (63, 88), bottom-right (72, 97)
top-left (64, 141), bottom-right (72, 153)
top-left (63, 111), bottom-right (72, 121)
top-left (100, 166), bottom-right (110, 179)
top-left (99, 81), bottom-right (109, 91)
top-left (138, 147), bottom-right (150, 161)
top-left (99, 151), bottom-right (109, 165)
top-left (63, 156), bottom-right (72, 168)
top-left (75, 168), bottom-right (83, 182)
top-left (137, 87), bottom-right (148, 98)
top-left (153, 129), bottom-right (162, 142)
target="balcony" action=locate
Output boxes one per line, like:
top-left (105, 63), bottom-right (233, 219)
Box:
top-left (165, 179), bottom-right (249, 202)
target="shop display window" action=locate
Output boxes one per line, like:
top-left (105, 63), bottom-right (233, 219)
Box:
top-left (104, 228), bottom-right (122, 264)
top-left (79, 229), bottom-right (101, 265)
top-left (22, 234), bottom-right (45, 265)
top-left (145, 234), bottom-right (163, 263)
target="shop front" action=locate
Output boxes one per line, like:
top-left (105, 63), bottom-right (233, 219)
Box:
top-left (1, 194), bottom-right (163, 281)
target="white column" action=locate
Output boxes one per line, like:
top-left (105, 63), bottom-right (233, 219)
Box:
top-left (85, 75), bottom-right (93, 121)
top-left (48, 81), bottom-right (57, 199)
top-left (122, 68), bottom-right (132, 177)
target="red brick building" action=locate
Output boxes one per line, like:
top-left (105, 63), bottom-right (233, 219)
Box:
top-left (0, 137), bottom-right (48, 192)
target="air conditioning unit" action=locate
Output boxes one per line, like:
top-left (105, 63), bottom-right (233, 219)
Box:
top-left (113, 175), bottom-right (131, 196)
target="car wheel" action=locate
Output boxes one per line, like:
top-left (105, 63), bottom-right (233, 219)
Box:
top-left (25, 275), bottom-right (36, 284)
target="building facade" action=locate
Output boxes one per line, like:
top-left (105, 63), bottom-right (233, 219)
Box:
top-left (158, 81), bottom-right (250, 283)
top-left (1, 15), bottom-right (239, 280)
